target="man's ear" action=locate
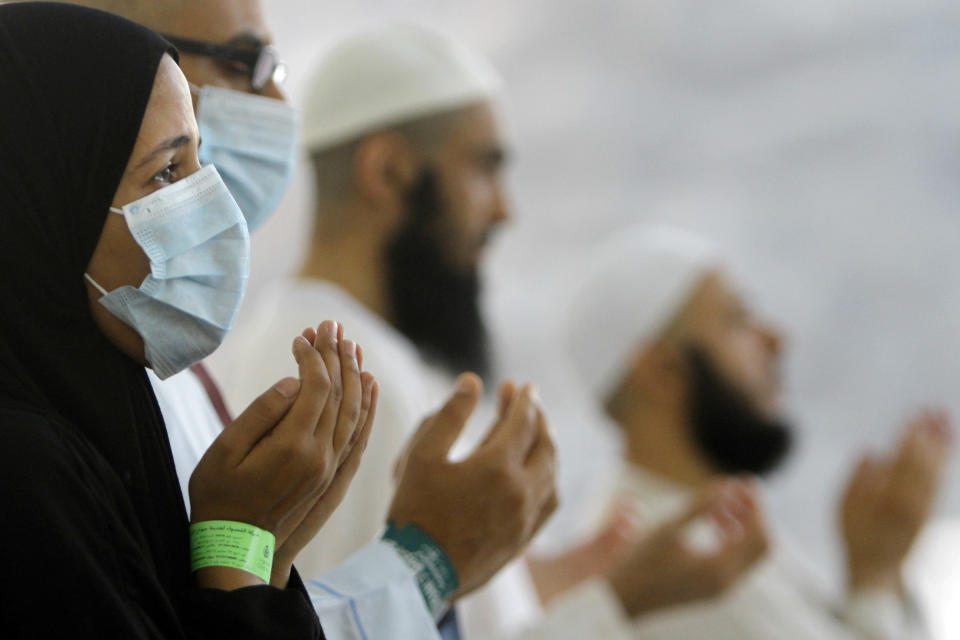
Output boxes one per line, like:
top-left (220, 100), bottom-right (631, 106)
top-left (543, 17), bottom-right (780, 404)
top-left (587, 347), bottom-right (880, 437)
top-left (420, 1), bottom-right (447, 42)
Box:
top-left (352, 131), bottom-right (420, 215)
top-left (635, 341), bottom-right (689, 406)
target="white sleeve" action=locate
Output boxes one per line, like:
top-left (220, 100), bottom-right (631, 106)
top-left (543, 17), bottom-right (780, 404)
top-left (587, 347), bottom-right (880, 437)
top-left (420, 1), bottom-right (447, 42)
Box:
top-left (510, 579), bottom-right (633, 640)
top-left (839, 588), bottom-right (932, 640)
top-left (305, 541), bottom-right (442, 640)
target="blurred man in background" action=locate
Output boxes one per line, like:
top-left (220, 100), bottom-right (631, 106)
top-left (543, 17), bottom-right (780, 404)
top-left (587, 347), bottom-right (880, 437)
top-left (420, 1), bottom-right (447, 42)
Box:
top-left (561, 224), bottom-right (952, 639)
top-left (216, 24), bottom-right (771, 639)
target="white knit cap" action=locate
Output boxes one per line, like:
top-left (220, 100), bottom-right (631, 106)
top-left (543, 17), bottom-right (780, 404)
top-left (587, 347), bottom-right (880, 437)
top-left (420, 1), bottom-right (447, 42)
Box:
top-left (301, 23), bottom-right (503, 152)
top-left (565, 225), bottom-right (722, 401)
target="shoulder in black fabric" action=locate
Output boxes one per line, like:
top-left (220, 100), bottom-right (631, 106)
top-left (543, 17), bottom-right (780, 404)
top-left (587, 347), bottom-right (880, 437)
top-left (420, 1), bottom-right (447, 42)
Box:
top-left (0, 0), bottom-right (190, 616)
top-left (0, 405), bottom-right (183, 636)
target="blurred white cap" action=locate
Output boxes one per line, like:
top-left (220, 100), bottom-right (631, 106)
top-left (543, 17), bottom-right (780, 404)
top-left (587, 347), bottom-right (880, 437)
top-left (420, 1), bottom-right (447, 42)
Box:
top-left (302, 23), bottom-right (503, 152)
top-left (566, 225), bottom-right (722, 401)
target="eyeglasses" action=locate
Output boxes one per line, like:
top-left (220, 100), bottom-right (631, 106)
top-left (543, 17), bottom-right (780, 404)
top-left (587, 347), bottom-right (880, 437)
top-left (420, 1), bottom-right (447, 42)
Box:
top-left (163, 34), bottom-right (288, 92)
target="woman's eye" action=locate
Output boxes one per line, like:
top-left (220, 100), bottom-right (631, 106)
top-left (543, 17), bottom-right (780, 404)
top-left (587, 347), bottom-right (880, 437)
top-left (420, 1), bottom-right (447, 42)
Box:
top-left (151, 163), bottom-right (177, 186)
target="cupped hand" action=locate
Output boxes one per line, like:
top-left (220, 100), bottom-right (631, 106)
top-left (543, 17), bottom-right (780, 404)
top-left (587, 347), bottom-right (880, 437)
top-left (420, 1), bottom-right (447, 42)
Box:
top-left (188, 320), bottom-right (374, 588)
top-left (841, 409), bottom-right (953, 593)
top-left (388, 373), bottom-right (558, 598)
top-left (606, 478), bottom-right (769, 618)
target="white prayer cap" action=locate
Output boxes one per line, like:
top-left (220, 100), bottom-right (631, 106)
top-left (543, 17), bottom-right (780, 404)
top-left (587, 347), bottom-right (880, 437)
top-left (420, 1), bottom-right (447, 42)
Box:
top-left (565, 225), bottom-right (722, 401)
top-left (302, 23), bottom-right (503, 152)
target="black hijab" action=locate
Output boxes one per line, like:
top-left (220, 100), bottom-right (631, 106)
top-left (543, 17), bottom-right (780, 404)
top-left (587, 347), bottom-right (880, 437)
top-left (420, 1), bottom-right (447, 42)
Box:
top-left (0, 6), bottom-right (323, 638)
top-left (0, 0), bottom-right (187, 607)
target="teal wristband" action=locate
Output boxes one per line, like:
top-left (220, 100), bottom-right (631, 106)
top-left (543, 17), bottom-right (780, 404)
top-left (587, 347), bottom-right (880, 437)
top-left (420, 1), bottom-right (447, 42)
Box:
top-left (383, 521), bottom-right (459, 618)
top-left (189, 520), bottom-right (275, 583)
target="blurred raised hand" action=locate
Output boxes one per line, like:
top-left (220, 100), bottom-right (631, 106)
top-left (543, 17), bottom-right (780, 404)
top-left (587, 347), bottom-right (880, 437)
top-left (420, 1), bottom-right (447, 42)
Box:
top-left (841, 409), bottom-right (953, 593)
top-left (606, 478), bottom-right (770, 618)
top-left (527, 498), bottom-right (645, 606)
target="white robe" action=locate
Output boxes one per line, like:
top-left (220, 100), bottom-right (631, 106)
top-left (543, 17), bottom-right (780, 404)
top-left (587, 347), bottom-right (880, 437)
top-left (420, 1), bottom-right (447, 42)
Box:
top-left (209, 277), bottom-right (544, 640)
top-left (520, 464), bottom-right (931, 640)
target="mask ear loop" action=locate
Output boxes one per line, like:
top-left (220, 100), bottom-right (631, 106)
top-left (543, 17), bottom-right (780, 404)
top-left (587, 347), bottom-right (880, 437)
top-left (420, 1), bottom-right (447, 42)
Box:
top-left (84, 273), bottom-right (110, 297)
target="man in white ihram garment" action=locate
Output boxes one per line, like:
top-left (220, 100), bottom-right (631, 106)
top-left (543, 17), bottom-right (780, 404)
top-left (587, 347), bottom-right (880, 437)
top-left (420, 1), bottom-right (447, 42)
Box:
top-left (213, 24), bottom-right (779, 640)
top-left (553, 224), bottom-right (952, 639)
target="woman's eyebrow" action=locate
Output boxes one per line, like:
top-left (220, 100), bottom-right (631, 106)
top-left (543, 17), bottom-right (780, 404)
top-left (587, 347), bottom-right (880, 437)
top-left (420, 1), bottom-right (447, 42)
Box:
top-left (135, 134), bottom-right (191, 169)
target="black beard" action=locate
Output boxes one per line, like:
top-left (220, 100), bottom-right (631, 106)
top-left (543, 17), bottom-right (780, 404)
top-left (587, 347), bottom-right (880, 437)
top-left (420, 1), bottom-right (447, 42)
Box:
top-left (384, 171), bottom-right (491, 380)
top-left (686, 346), bottom-right (793, 476)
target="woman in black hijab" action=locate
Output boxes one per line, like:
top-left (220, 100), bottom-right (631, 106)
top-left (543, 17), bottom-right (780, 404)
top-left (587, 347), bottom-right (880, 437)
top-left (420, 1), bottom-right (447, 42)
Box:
top-left (0, 4), bottom-right (375, 637)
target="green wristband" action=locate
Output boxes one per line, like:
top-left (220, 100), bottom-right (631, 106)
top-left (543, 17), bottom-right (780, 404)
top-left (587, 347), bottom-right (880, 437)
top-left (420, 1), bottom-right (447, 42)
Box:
top-left (189, 520), bottom-right (275, 583)
top-left (383, 521), bottom-right (459, 618)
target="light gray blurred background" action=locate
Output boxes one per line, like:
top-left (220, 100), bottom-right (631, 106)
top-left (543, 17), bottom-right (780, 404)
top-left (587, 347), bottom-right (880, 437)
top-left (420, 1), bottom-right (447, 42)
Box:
top-left (243, 1), bottom-right (960, 635)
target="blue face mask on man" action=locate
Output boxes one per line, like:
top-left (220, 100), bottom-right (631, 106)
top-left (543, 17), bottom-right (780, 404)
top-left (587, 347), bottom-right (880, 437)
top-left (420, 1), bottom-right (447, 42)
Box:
top-left (85, 165), bottom-right (249, 379)
top-left (192, 83), bottom-right (299, 232)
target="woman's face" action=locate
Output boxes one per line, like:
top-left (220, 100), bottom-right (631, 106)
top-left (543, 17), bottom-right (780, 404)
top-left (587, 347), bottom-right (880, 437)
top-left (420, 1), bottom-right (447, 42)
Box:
top-left (84, 54), bottom-right (201, 364)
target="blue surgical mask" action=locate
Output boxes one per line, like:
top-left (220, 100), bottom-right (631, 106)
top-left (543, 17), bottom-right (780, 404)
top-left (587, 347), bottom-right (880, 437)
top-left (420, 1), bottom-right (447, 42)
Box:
top-left (192, 83), bottom-right (298, 232)
top-left (85, 165), bottom-right (249, 379)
